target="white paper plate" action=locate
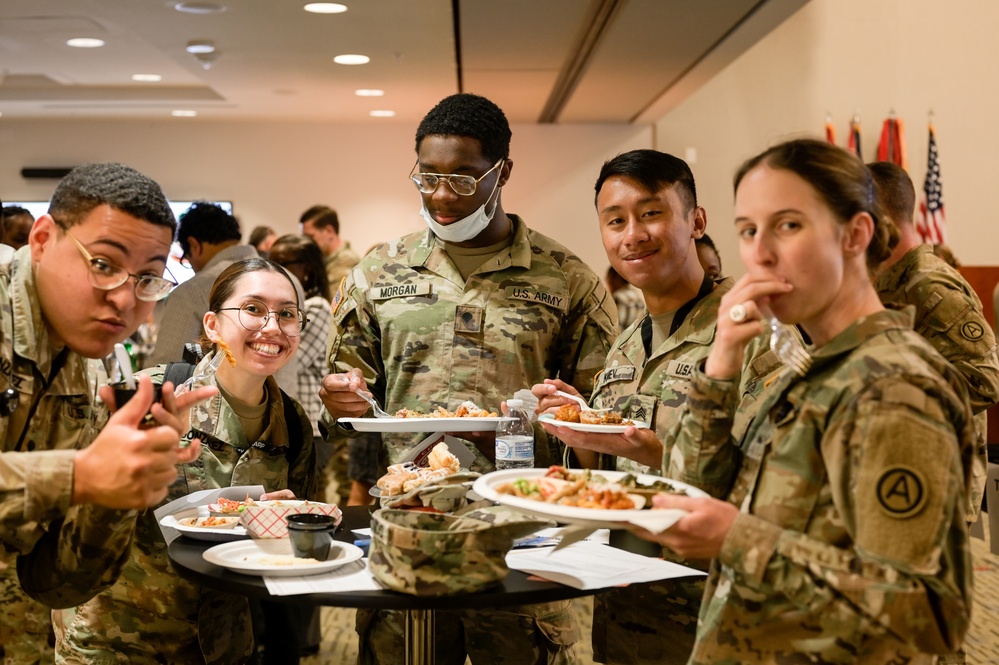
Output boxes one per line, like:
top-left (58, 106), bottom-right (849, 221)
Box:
top-left (202, 539), bottom-right (364, 577)
top-left (160, 508), bottom-right (249, 542)
top-left (538, 413), bottom-right (649, 433)
top-left (472, 469), bottom-right (707, 532)
top-left (338, 416), bottom-right (506, 433)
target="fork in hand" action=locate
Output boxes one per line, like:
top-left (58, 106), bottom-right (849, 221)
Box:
top-left (174, 350), bottom-right (226, 395)
top-left (766, 315), bottom-right (811, 376)
top-left (353, 389), bottom-right (394, 418)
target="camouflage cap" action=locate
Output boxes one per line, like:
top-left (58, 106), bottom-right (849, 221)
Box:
top-left (379, 471), bottom-right (482, 513)
top-left (368, 506), bottom-right (551, 596)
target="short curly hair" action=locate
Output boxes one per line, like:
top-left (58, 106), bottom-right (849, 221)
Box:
top-left (47, 163), bottom-right (175, 232)
top-left (176, 202), bottom-right (241, 254)
top-left (415, 93), bottom-right (511, 163)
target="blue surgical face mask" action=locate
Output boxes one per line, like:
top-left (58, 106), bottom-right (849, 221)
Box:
top-left (419, 173), bottom-right (502, 243)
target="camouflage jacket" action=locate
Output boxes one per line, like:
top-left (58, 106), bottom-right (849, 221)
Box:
top-left (56, 354), bottom-right (319, 664)
top-left (325, 216), bottom-right (617, 471)
top-left (0, 247), bottom-right (136, 609)
top-left (875, 244), bottom-right (999, 521)
top-left (590, 277), bottom-right (782, 475)
top-left (325, 242), bottom-right (361, 293)
top-left (674, 309), bottom-right (975, 662)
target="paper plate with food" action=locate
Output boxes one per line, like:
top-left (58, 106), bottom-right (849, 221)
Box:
top-left (538, 405), bottom-right (649, 434)
top-left (340, 401), bottom-right (506, 432)
top-left (472, 466), bottom-right (707, 533)
top-left (202, 538), bottom-right (364, 577)
top-left (159, 507), bottom-right (249, 542)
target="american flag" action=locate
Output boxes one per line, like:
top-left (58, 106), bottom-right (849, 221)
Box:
top-left (916, 124), bottom-right (946, 244)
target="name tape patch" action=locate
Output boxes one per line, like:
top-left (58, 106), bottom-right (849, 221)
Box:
top-left (369, 282), bottom-right (432, 301)
top-left (506, 286), bottom-right (568, 312)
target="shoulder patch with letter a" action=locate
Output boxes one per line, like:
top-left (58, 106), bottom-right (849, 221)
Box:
top-left (876, 465), bottom-right (927, 518)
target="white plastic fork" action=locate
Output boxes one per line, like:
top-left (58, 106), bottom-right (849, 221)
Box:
top-left (766, 315), bottom-right (811, 376)
top-left (174, 350), bottom-right (226, 395)
top-left (554, 390), bottom-right (609, 412)
top-left (353, 389), bottom-right (394, 418)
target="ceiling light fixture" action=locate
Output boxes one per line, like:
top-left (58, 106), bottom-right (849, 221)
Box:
top-left (355, 89), bottom-right (384, 97)
top-left (186, 40), bottom-right (216, 54)
top-left (333, 54), bottom-right (369, 65)
top-left (132, 74), bottom-right (163, 82)
top-left (369, 110), bottom-right (395, 118)
top-left (304, 3), bottom-right (347, 13)
top-left (171, 110), bottom-right (198, 117)
top-left (174, 2), bottom-right (227, 14)
top-left (67, 38), bottom-right (105, 48)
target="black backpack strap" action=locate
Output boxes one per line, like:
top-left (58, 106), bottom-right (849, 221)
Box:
top-left (163, 361), bottom-right (196, 389)
top-left (181, 343), bottom-right (204, 365)
top-left (280, 389), bottom-right (304, 466)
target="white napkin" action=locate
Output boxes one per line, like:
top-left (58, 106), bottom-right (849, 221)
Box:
top-left (263, 559), bottom-right (385, 595)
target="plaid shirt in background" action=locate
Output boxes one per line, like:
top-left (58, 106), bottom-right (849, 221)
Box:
top-left (296, 296), bottom-right (332, 435)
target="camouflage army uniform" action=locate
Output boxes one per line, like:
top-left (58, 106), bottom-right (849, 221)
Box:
top-left (672, 309), bottom-right (975, 663)
top-left (54, 353), bottom-right (318, 665)
top-left (324, 242), bottom-right (361, 293)
top-left (875, 244), bottom-right (999, 522)
top-left (0, 248), bottom-right (135, 664)
top-left (586, 277), bottom-right (783, 665)
top-left (325, 216), bottom-right (617, 664)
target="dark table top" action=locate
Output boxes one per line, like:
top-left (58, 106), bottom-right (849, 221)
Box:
top-left (168, 505), bottom-right (605, 610)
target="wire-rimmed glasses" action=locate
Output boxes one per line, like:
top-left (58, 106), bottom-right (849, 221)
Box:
top-left (56, 221), bottom-right (177, 302)
top-left (216, 301), bottom-right (308, 337)
top-left (409, 159), bottom-right (503, 196)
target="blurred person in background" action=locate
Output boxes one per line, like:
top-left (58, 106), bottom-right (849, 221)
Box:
top-left (695, 233), bottom-right (723, 280)
top-left (1, 205), bottom-right (34, 249)
top-left (299, 205), bottom-right (360, 293)
top-left (606, 265), bottom-right (644, 331)
top-left (248, 225), bottom-right (278, 256)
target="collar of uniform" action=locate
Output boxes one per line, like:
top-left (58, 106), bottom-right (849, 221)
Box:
top-left (808, 307), bottom-right (915, 368)
top-left (646, 276), bottom-right (734, 358)
top-left (873, 243), bottom-right (932, 293)
top-left (190, 368), bottom-right (290, 450)
top-left (409, 214), bottom-right (532, 271)
top-left (10, 248), bottom-right (90, 393)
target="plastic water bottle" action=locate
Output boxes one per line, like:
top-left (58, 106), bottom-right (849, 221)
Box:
top-left (495, 398), bottom-right (534, 470)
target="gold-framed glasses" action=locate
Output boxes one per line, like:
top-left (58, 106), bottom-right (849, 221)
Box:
top-left (216, 301), bottom-right (307, 337)
top-left (56, 221), bottom-right (176, 302)
top-left (409, 159), bottom-right (503, 196)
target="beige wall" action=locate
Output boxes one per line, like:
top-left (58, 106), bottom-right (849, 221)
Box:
top-left (0, 119), bottom-right (649, 275)
top-left (655, 0), bottom-right (999, 276)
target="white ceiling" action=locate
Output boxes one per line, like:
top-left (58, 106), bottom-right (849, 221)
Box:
top-left (0, 0), bottom-right (809, 124)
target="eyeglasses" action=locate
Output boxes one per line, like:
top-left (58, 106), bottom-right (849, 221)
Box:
top-left (409, 159), bottom-right (503, 196)
top-left (56, 222), bottom-right (177, 302)
top-left (216, 301), bottom-right (308, 336)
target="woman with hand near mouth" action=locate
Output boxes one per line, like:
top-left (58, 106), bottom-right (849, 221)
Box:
top-left (55, 258), bottom-right (318, 665)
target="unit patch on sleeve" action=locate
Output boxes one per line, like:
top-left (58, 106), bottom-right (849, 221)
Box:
top-left (875, 465), bottom-right (927, 518)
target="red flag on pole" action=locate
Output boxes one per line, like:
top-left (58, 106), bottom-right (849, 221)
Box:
top-left (916, 124), bottom-right (947, 244)
top-left (876, 115), bottom-right (908, 169)
top-left (847, 116), bottom-right (862, 160)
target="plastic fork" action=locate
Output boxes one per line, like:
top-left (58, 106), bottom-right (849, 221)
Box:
top-left (766, 315), bottom-right (811, 376)
top-left (554, 390), bottom-right (609, 412)
top-left (174, 350), bottom-right (226, 395)
top-left (353, 389), bottom-right (394, 418)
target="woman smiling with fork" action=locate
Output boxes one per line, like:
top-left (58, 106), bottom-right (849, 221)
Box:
top-left (642, 139), bottom-right (977, 663)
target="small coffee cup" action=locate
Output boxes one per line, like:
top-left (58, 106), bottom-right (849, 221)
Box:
top-left (286, 513), bottom-right (338, 561)
top-left (110, 382), bottom-right (163, 427)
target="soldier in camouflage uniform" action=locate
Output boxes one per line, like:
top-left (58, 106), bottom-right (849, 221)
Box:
top-left (55, 259), bottom-right (318, 664)
top-left (320, 94), bottom-right (617, 664)
top-left (534, 150), bottom-right (782, 665)
top-left (869, 160), bottom-right (999, 524)
top-left (0, 166), bottom-right (212, 664)
top-left (649, 140), bottom-right (975, 663)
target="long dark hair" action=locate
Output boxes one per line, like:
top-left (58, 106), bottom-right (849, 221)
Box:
top-left (267, 234), bottom-right (330, 300)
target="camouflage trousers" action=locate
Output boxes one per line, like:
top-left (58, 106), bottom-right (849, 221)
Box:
top-left (356, 601), bottom-right (579, 665)
top-left (0, 554), bottom-right (54, 665)
top-left (591, 577), bottom-right (705, 665)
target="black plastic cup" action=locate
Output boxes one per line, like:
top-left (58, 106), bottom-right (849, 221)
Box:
top-left (286, 513), bottom-right (338, 560)
top-left (110, 382), bottom-right (163, 427)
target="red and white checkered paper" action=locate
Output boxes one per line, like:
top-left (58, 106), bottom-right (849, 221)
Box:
top-left (239, 501), bottom-right (342, 539)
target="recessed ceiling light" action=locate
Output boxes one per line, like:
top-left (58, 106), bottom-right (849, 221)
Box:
top-left (174, 2), bottom-right (227, 14)
top-left (186, 40), bottom-right (216, 54)
top-left (132, 74), bottom-right (163, 82)
top-left (369, 110), bottom-right (395, 118)
top-left (355, 89), bottom-right (384, 97)
top-left (67, 38), bottom-right (105, 48)
top-left (334, 54), bottom-right (369, 65)
top-left (171, 110), bottom-right (198, 117)
top-left (304, 3), bottom-right (347, 13)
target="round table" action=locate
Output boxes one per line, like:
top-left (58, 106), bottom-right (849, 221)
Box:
top-left (168, 505), bottom-right (605, 665)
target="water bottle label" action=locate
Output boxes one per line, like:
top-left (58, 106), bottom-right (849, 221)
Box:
top-left (495, 440), bottom-right (512, 460)
top-left (496, 435), bottom-right (533, 461)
